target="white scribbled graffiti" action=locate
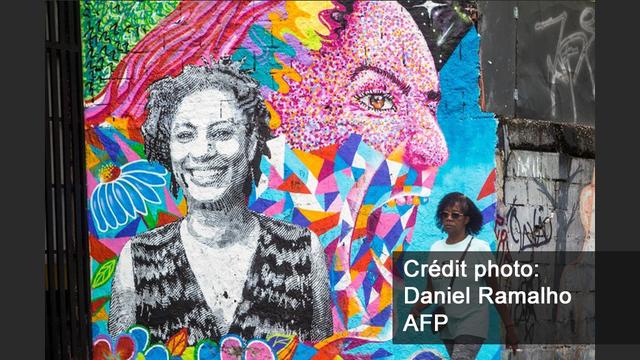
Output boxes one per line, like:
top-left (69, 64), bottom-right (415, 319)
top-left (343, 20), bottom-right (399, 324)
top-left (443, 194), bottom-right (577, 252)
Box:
top-left (535, 7), bottom-right (595, 122)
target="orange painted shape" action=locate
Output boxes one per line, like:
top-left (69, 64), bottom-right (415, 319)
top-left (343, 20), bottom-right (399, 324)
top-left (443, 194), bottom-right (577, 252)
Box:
top-left (92, 307), bottom-right (108, 322)
top-left (266, 101), bottom-right (282, 130)
top-left (387, 146), bottom-right (405, 163)
top-left (359, 326), bottom-right (382, 338)
top-left (355, 205), bottom-right (374, 229)
top-left (347, 298), bottom-right (362, 318)
top-left (89, 235), bottom-right (116, 263)
top-left (310, 143), bottom-right (339, 162)
top-left (166, 328), bottom-right (189, 356)
top-left (293, 149), bottom-right (325, 179)
top-left (156, 211), bottom-right (180, 227)
top-left (278, 173), bottom-right (312, 194)
top-left (308, 212), bottom-right (341, 236)
top-left (85, 144), bottom-right (101, 169)
top-left (178, 197), bottom-right (188, 216)
top-left (272, 56), bottom-right (302, 94)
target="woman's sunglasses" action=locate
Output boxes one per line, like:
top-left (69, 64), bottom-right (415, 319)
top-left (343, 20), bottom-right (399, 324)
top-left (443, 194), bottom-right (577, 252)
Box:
top-left (439, 211), bottom-right (465, 220)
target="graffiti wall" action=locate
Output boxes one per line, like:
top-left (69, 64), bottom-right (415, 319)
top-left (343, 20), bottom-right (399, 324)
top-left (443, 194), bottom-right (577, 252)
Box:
top-left (494, 119), bottom-right (595, 358)
top-left (480, 1), bottom-right (595, 125)
top-left (81, 1), bottom-right (500, 359)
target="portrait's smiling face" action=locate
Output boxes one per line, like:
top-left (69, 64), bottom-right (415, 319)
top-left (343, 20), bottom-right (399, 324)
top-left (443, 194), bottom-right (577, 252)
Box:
top-left (170, 89), bottom-right (254, 204)
top-left (270, 1), bottom-right (448, 170)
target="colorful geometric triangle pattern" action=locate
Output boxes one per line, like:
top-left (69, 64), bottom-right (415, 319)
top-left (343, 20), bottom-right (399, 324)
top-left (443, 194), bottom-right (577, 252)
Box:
top-left (249, 133), bottom-right (437, 343)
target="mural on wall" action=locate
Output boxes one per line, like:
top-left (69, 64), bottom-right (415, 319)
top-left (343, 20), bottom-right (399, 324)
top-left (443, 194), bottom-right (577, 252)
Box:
top-left (82, 1), bottom-right (498, 359)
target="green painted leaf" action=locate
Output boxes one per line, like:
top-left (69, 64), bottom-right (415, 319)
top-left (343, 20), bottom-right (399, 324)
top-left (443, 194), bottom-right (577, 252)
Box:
top-left (91, 258), bottom-right (118, 288)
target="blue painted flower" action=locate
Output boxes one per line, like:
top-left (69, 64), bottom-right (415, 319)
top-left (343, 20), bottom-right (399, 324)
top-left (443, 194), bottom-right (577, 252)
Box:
top-left (90, 160), bottom-right (167, 232)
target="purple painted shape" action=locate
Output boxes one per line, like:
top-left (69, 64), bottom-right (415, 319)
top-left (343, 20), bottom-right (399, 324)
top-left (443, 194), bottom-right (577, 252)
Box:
top-left (281, 33), bottom-right (313, 66)
top-left (369, 305), bottom-right (392, 326)
top-left (250, 198), bottom-right (277, 213)
top-left (94, 128), bottom-right (126, 164)
top-left (116, 217), bottom-right (141, 237)
top-left (383, 221), bottom-right (404, 251)
top-left (370, 162), bottom-right (391, 186)
top-left (337, 134), bottom-right (362, 165)
top-left (291, 208), bottom-right (312, 227)
top-left (372, 348), bottom-right (393, 359)
top-left (324, 191), bottom-right (340, 210)
top-left (481, 202), bottom-right (496, 225)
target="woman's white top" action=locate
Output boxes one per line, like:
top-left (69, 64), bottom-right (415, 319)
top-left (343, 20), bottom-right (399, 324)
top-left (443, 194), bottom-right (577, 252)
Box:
top-left (429, 234), bottom-right (494, 340)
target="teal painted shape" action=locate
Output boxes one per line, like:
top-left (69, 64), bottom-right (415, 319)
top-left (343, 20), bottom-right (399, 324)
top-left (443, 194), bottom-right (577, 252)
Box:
top-left (349, 238), bottom-right (364, 266)
top-left (291, 343), bottom-right (318, 359)
top-left (335, 170), bottom-right (356, 196)
top-left (231, 25), bottom-right (296, 91)
top-left (283, 147), bottom-right (309, 183)
top-left (334, 154), bottom-right (351, 173)
top-left (352, 167), bottom-right (366, 182)
top-left (318, 226), bottom-right (341, 248)
top-left (355, 141), bottom-right (384, 169)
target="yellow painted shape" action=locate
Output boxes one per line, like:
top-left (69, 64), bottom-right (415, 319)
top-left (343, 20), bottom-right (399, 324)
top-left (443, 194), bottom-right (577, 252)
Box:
top-left (355, 205), bottom-right (374, 229)
top-left (272, 56), bottom-right (302, 94)
top-left (276, 341), bottom-right (297, 360)
top-left (178, 197), bottom-right (188, 216)
top-left (347, 297), bottom-right (362, 318)
top-left (85, 143), bottom-right (100, 169)
top-left (265, 101), bottom-right (281, 130)
top-left (359, 326), bottom-right (382, 338)
top-left (105, 116), bottom-right (130, 134)
top-left (334, 256), bottom-right (344, 272)
top-left (292, 149), bottom-right (324, 179)
top-left (298, 208), bottom-right (336, 222)
top-left (349, 269), bottom-right (360, 279)
top-left (181, 347), bottom-right (195, 360)
top-left (92, 307), bottom-right (108, 322)
top-left (387, 146), bottom-right (405, 163)
top-left (379, 281), bottom-right (392, 309)
top-left (314, 331), bottom-right (349, 349)
top-left (269, 1), bottom-right (335, 50)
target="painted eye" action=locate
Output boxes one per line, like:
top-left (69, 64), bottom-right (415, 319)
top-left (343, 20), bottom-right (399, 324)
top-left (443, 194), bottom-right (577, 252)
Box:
top-left (355, 92), bottom-right (396, 112)
top-left (427, 101), bottom-right (438, 114)
top-left (426, 90), bottom-right (441, 115)
top-left (175, 131), bottom-right (195, 142)
top-left (210, 129), bottom-right (234, 141)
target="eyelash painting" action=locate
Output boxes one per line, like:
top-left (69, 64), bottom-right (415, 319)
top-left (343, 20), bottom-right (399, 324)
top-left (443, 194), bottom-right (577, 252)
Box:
top-left (354, 90), bottom-right (397, 112)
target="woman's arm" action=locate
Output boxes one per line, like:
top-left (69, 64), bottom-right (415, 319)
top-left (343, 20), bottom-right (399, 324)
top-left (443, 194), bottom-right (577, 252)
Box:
top-left (108, 241), bottom-right (137, 337)
top-left (410, 276), bottom-right (434, 317)
top-left (309, 232), bottom-right (333, 341)
top-left (481, 246), bottom-right (518, 354)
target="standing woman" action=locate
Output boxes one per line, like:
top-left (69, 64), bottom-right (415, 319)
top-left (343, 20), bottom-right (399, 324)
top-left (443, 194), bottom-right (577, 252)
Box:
top-left (413, 192), bottom-right (518, 359)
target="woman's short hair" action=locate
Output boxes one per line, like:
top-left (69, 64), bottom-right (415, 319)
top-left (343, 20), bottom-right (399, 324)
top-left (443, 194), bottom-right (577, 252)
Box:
top-left (435, 192), bottom-right (484, 235)
top-left (141, 58), bottom-right (273, 197)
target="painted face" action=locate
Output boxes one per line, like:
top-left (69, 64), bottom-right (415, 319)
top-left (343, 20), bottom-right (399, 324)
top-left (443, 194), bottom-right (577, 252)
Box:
top-left (170, 89), bottom-right (254, 204)
top-left (270, 1), bottom-right (448, 170)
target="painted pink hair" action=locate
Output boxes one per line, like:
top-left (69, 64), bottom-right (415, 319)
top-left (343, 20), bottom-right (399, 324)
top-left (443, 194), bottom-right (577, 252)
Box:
top-left (84, 1), bottom-right (346, 128)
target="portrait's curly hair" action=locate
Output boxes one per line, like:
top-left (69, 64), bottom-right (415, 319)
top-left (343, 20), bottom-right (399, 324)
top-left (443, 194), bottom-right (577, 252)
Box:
top-left (435, 192), bottom-right (484, 235)
top-left (141, 58), bottom-right (273, 197)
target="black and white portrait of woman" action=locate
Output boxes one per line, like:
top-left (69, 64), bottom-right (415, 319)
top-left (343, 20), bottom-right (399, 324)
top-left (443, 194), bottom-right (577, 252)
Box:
top-left (108, 60), bottom-right (333, 345)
